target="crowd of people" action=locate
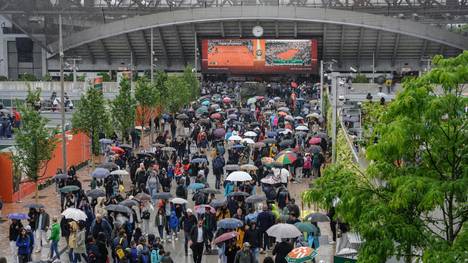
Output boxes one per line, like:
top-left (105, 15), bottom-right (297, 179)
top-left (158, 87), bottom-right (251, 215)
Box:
top-left (7, 79), bottom-right (346, 263)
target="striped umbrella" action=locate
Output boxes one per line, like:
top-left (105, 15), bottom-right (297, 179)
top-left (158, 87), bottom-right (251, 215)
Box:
top-left (275, 152), bottom-right (297, 165)
top-left (285, 247), bottom-right (318, 263)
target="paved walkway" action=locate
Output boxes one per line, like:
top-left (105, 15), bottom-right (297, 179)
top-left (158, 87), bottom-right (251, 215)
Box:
top-left (0, 143), bottom-right (335, 263)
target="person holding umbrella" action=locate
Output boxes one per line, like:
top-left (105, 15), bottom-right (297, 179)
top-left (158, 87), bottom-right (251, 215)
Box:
top-left (272, 238), bottom-right (293, 263)
top-left (10, 218), bottom-right (24, 263)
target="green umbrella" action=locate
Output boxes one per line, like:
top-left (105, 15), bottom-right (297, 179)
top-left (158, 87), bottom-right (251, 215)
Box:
top-left (285, 247), bottom-right (318, 263)
top-left (294, 222), bottom-right (319, 235)
top-left (59, 185), bottom-right (80, 193)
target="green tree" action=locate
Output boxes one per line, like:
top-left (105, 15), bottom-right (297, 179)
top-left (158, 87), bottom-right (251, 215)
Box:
top-left (111, 78), bottom-right (136, 143)
top-left (135, 77), bottom-right (157, 132)
top-left (164, 75), bottom-right (191, 114)
top-left (72, 85), bottom-right (111, 160)
top-left (303, 51), bottom-right (468, 263)
top-left (97, 72), bottom-right (112, 82)
top-left (11, 90), bottom-right (59, 203)
top-left (182, 66), bottom-right (200, 100)
top-left (353, 73), bottom-right (369, 83)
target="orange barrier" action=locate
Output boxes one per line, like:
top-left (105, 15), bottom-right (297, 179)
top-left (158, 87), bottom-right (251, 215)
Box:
top-left (0, 132), bottom-right (90, 203)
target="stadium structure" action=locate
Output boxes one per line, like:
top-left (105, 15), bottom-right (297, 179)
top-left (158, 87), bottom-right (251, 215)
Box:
top-left (0, 0), bottom-right (467, 78)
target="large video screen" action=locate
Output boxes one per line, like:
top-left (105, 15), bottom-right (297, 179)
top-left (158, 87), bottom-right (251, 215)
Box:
top-left (201, 39), bottom-right (318, 74)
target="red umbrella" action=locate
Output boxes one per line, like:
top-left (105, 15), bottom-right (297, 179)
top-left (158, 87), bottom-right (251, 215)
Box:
top-left (213, 231), bottom-right (239, 245)
top-left (291, 82), bottom-right (298, 88)
top-left (111, 146), bottom-right (125, 154)
top-left (211, 113), bottom-right (222, 120)
top-left (194, 204), bottom-right (216, 214)
top-left (223, 97), bottom-right (231, 104)
top-left (309, 137), bottom-right (321, 145)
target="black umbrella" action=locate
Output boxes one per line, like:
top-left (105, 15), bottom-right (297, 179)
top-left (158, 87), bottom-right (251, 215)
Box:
top-left (154, 192), bottom-right (173, 199)
top-left (210, 199), bottom-right (227, 208)
top-left (227, 191), bottom-right (250, 197)
top-left (135, 193), bottom-right (151, 201)
top-left (245, 195), bottom-right (267, 204)
top-left (279, 140), bottom-right (294, 147)
top-left (86, 189), bottom-right (106, 199)
top-left (137, 153), bottom-right (152, 159)
top-left (308, 145), bottom-right (322, 154)
top-left (24, 203), bottom-right (45, 209)
top-left (200, 188), bottom-right (221, 195)
top-left (54, 174), bottom-right (71, 180)
top-left (98, 162), bottom-right (119, 170)
top-left (225, 164), bottom-right (240, 171)
top-left (263, 138), bottom-right (276, 144)
top-left (120, 199), bottom-right (139, 207)
top-left (177, 113), bottom-right (189, 120)
top-left (304, 212), bottom-right (330, 222)
top-left (105, 204), bottom-right (132, 214)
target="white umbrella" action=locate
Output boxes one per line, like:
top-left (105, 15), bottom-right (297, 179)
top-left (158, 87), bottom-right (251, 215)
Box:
top-left (226, 171), bottom-right (252, 182)
top-left (247, 97), bottom-right (257, 105)
top-left (170, 198), bottom-right (188, 205)
top-left (228, 135), bottom-right (243, 142)
top-left (241, 138), bottom-right (255, 144)
top-left (279, 128), bottom-right (293, 135)
top-left (266, 223), bottom-right (302, 239)
top-left (111, 170), bottom-right (129, 176)
top-left (61, 208), bottom-right (87, 221)
top-left (295, 125), bottom-right (309, 131)
top-left (244, 131), bottom-right (257, 137)
top-left (336, 248), bottom-right (358, 256)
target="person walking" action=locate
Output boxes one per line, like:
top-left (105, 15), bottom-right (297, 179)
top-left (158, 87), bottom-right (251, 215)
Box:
top-left (68, 220), bottom-right (79, 263)
top-left (34, 207), bottom-right (50, 253)
top-left (155, 208), bottom-right (167, 241)
top-left (189, 218), bottom-right (208, 263)
top-left (74, 222), bottom-right (87, 262)
top-left (257, 206), bottom-right (275, 253)
top-left (49, 216), bottom-right (61, 260)
top-left (9, 219), bottom-right (23, 263)
top-left (234, 242), bottom-right (257, 263)
top-left (180, 209), bottom-right (197, 256)
top-left (244, 222), bottom-right (261, 259)
top-left (272, 239), bottom-right (293, 263)
top-left (16, 228), bottom-right (32, 263)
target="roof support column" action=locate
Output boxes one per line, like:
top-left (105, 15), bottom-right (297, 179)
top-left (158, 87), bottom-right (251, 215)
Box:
top-left (98, 39), bottom-right (111, 65)
top-left (391, 33), bottom-right (400, 67)
top-left (356, 27), bottom-right (364, 68)
top-left (156, 27), bottom-right (169, 67)
top-left (339, 25), bottom-right (345, 67)
top-left (125, 33), bottom-right (137, 66)
top-left (174, 25), bottom-right (187, 66)
top-left (375, 30), bottom-right (382, 67)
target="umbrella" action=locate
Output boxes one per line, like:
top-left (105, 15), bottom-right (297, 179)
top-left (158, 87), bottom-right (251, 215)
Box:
top-left (7, 213), bottom-right (29, 220)
top-left (195, 204), bottom-right (216, 214)
top-left (98, 162), bottom-right (119, 170)
top-left (110, 146), bottom-right (125, 154)
top-left (191, 158), bottom-right (208, 164)
top-left (294, 222), bottom-right (319, 235)
top-left (263, 138), bottom-right (276, 144)
top-left (314, 132), bottom-right (328, 139)
top-left (225, 164), bottom-right (240, 171)
top-left (249, 121), bottom-right (260, 127)
top-left (59, 185), bottom-right (80, 193)
top-left (227, 191), bottom-right (250, 197)
top-left (210, 199), bottom-right (227, 208)
top-left (213, 231), bottom-right (239, 244)
top-left (177, 113), bottom-right (189, 120)
top-left (198, 118), bottom-right (210, 125)
top-left (188, 183), bottom-right (206, 190)
top-left (279, 128), bottom-right (293, 135)
top-left (24, 204), bottom-right (45, 209)
top-left (161, 147), bottom-right (176, 152)
top-left (201, 100), bottom-right (211, 106)
top-left (54, 174), bottom-right (71, 180)
top-left (278, 107), bottom-right (290, 112)
top-left (200, 188), bottom-right (221, 194)
top-left (223, 97), bottom-right (232, 104)
top-left (246, 97), bottom-right (257, 105)
top-left (105, 204), bottom-right (132, 214)
top-left (275, 152), bottom-right (297, 165)
top-left (170, 198), bottom-right (188, 205)
top-left (240, 108), bottom-right (250, 114)
top-left (110, 170), bottom-right (129, 176)
top-left (135, 193), bottom-right (152, 201)
top-left (120, 199), bottom-right (139, 207)
top-left (0, 109), bottom-right (10, 114)
top-left (196, 107), bottom-right (208, 115)
top-left (286, 247), bottom-right (318, 263)
top-left (245, 195), bottom-right (267, 204)
top-left (266, 131), bottom-right (277, 138)
top-left (86, 189), bottom-right (106, 199)
top-left (261, 157), bottom-right (275, 166)
top-left (304, 212), bottom-right (330, 222)
top-left (260, 176), bottom-right (281, 185)
top-left (285, 115), bottom-right (295, 122)
top-left (279, 140), bottom-right (294, 147)
top-left (295, 131), bottom-right (307, 137)
top-left (244, 131), bottom-right (257, 137)
top-left (213, 128), bottom-right (226, 138)
top-left (228, 135), bottom-right (243, 142)
top-left (62, 208), bottom-right (87, 221)
top-left (153, 143), bottom-right (165, 148)
top-left (91, 168), bottom-right (110, 179)
top-left (226, 171), bottom-right (252, 182)
top-left (228, 114), bottom-right (238, 120)
top-left (295, 125), bottom-right (309, 131)
top-left (217, 218), bottom-right (244, 229)
top-left (254, 142), bottom-right (266, 148)
top-left (99, 138), bottom-right (113, 144)
top-left (308, 145), bottom-right (322, 154)
top-left (307, 113), bottom-right (320, 119)
top-left (266, 223), bottom-right (302, 238)
top-left (231, 144), bottom-right (245, 149)
top-left (154, 192), bottom-right (173, 199)
top-left (308, 137), bottom-right (321, 145)
top-left (294, 116), bottom-right (304, 120)
top-left (241, 138), bottom-right (255, 145)
top-left (211, 113), bottom-right (222, 120)
top-left (240, 164), bottom-right (258, 171)
top-left (119, 144), bottom-right (132, 149)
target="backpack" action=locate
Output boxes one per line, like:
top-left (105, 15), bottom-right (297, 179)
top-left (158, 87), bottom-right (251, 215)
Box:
top-left (151, 249), bottom-right (160, 263)
top-left (312, 153), bottom-right (321, 168)
top-left (115, 238), bottom-right (126, 260)
top-left (87, 248), bottom-right (97, 263)
top-left (169, 213), bottom-right (179, 229)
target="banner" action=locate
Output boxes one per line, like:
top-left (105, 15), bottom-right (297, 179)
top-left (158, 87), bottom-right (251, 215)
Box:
top-left (201, 39), bottom-right (318, 74)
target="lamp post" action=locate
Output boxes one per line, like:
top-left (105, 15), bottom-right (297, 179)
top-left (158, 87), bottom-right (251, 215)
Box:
top-left (150, 28), bottom-right (154, 83)
top-left (59, 14), bottom-right (67, 173)
top-left (331, 73), bottom-right (338, 163)
top-left (320, 59), bottom-right (337, 116)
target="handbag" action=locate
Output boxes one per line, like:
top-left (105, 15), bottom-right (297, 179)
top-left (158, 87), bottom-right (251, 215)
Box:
top-left (142, 211), bottom-right (151, 220)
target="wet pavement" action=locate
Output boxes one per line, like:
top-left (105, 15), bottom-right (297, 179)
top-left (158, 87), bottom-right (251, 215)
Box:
top-left (0, 143), bottom-right (335, 263)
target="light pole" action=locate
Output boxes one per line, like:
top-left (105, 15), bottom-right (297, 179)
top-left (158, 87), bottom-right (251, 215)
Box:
top-left (65, 57), bottom-right (81, 89)
top-left (59, 14), bottom-right (67, 173)
top-left (320, 59), bottom-right (336, 116)
top-left (150, 28), bottom-right (154, 83)
top-left (331, 74), bottom-right (338, 163)
top-left (371, 52), bottom-right (375, 83)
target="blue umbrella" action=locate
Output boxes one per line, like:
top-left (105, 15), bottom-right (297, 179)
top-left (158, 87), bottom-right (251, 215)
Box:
top-left (99, 138), bottom-right (113, 144)
top-left (217, 218), bottom-right (244, 229)
top-left (54, 174), bottom-right (71, 180)
top-left (8, 213), bottom-right (29, 220)
top-left (231, 144), bottom-right (245, 149)
top-left (191, 158), bottom-right (208, 164)
top-left (91, 168), bottom-right (110, 179)
top-left (201, 100), bottom-right (211, 106)
top-left (188, 183), bottom-right (206, 190)
top-left (267, 131), bottom-right (277, 138)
